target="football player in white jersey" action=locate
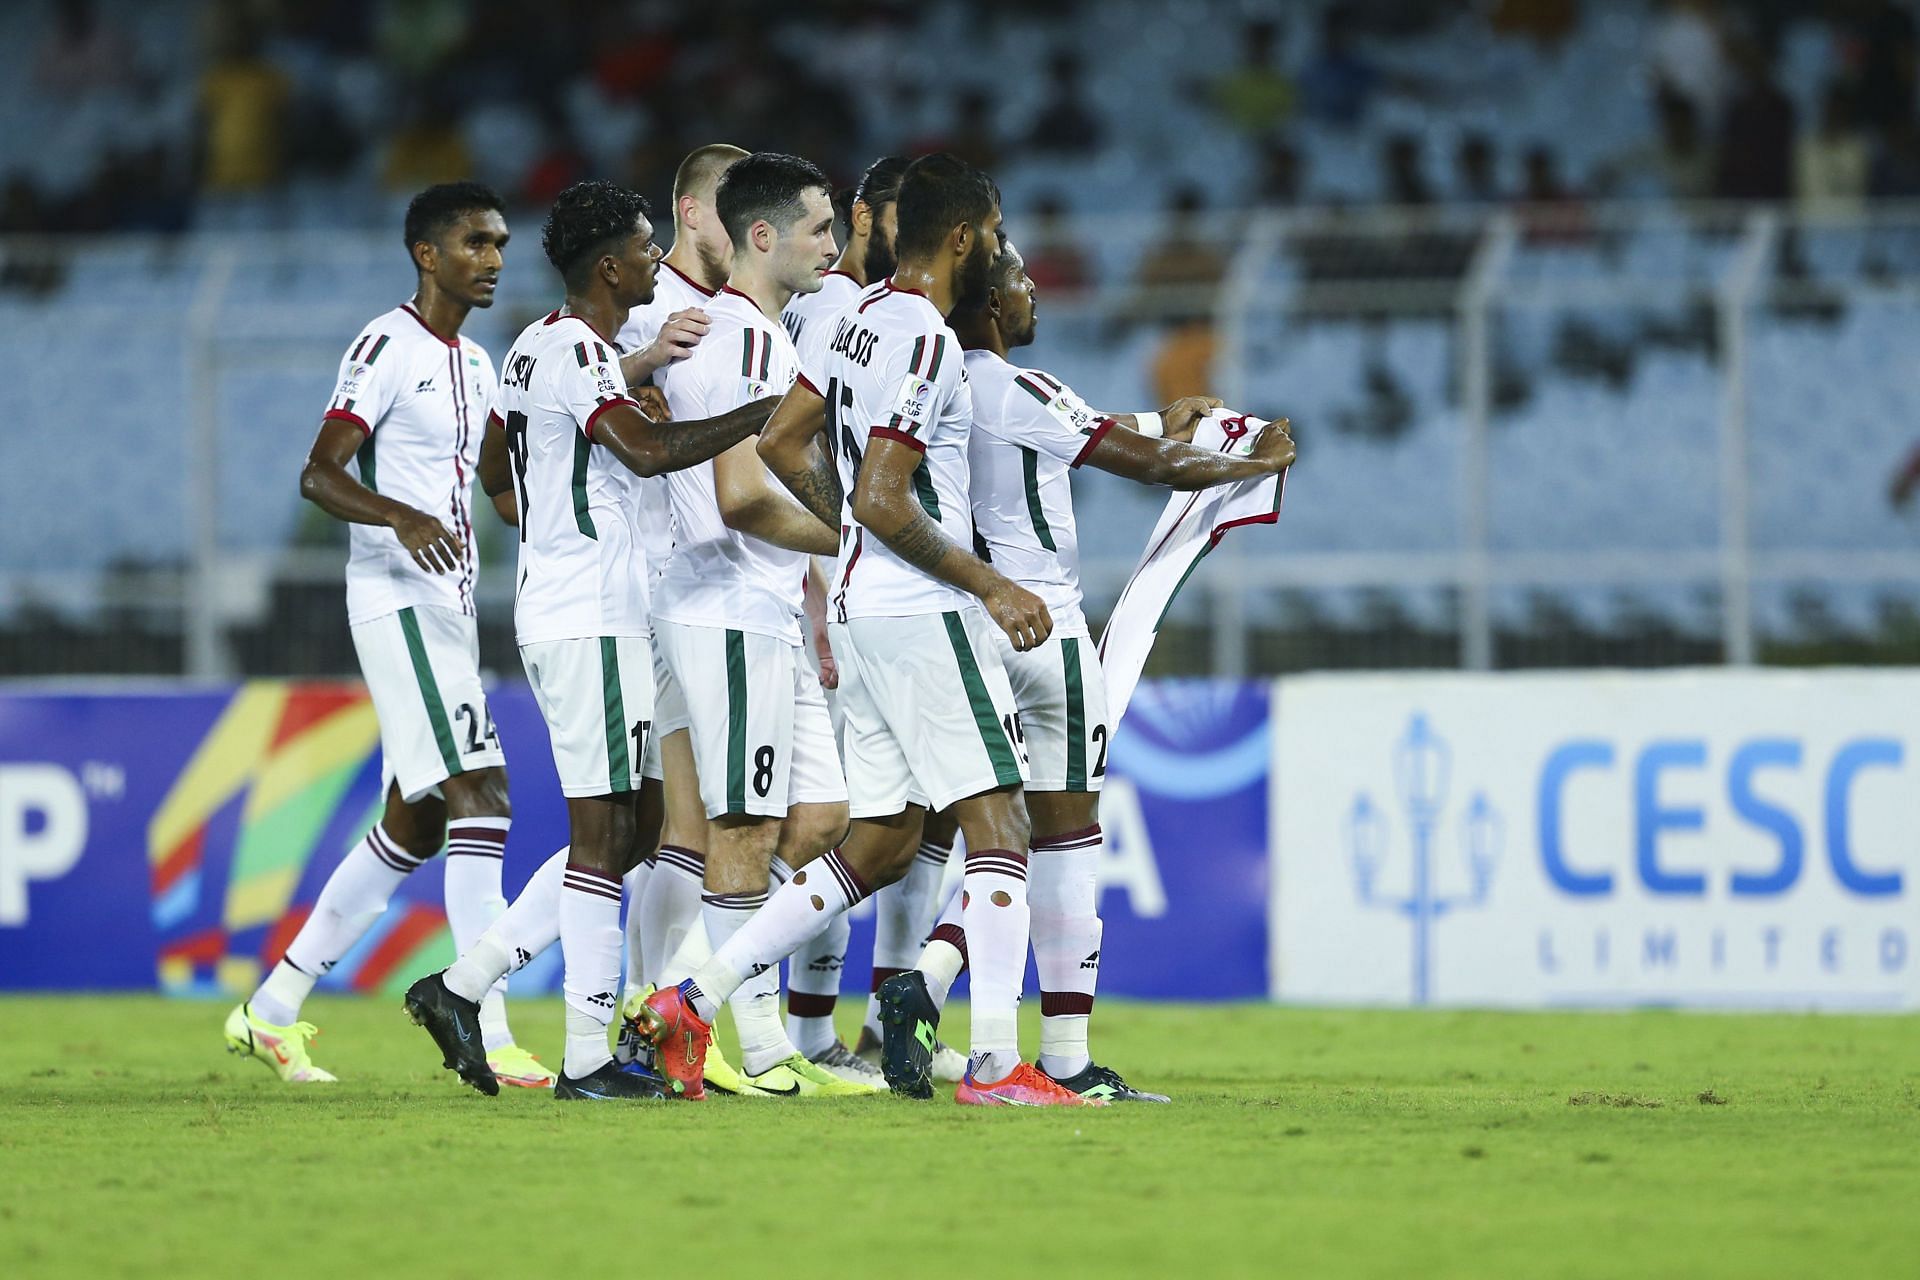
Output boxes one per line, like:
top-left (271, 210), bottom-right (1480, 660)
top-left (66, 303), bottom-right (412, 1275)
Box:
top-left (606, 143), bottom-right (757, 1091)
top-left (649, 152), bottom-right (878, 1096)
top-left (403, 181), bottom-right (776, 1102)
top-left (781, 154), bottom-right (965, 1076)
top-left (224, 183), bottom-right (555, 1089)
top-left (944, 240), bottom-right (1292, 1102)
top-left (639, 154), bottom-right (1083, 1107)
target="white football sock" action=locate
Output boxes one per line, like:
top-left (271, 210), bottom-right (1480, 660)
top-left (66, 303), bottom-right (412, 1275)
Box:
top-left (918, 880), bottom-right (967, 1010)
top-left (256, 824), bottom-right (424, 1025)
top-left (703, 887), bottom-right (794, 1075)
top-left (444, 848), bottom-right (564, 1002)
top-left (444, 816), bottom-right (512, 1050)
top-left (559, 862), bottom-right (623, 1078)
top-left (685, 850), bottom-right (870, 1023)
top-left (777, 854), bottom-right (850, 1058)
top-left (961, 846), bottom-right (1030, 1081)
top-left (1031, 825), bottom-right (1103, 1079)
top-left (621, 854), bottom-right (654, 992)
top-left (638, 845), bottom-right (703, 991)
top-left (864, 836), bottom-right (951, 1037)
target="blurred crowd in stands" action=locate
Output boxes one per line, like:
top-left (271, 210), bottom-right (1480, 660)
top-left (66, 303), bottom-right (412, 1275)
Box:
top-left (2, 0), bottom-right (1917, 245)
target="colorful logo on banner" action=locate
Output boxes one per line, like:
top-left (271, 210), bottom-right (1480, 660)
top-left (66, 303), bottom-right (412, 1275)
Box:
top-left (146, 683), bottom-right (450, 997)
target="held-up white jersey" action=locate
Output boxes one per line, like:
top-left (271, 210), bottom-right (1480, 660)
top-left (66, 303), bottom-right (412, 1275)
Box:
top-left (496, 310), bottom-right (650, 645)
top-left (964, 350), bottom-right (1115, 639)
top-left (322, 303), bottom-right (498, 624)
top-left (652, 286), bottom-right (807, 643)
top-left (780, 268), bottom-right (861, 373)
top-left (800, 280), bottom-right (976, 621)
top-left (616, 261), bottom-right (717, 587)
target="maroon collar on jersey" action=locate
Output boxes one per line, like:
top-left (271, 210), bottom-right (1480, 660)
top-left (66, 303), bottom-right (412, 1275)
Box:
top-left (718, 284), bottom-right (772, 319)
top-left (544, 308), bottom-right (617, 345)
top-left (662, 261), bottom-right (717, 297)
top-left (401, 302), bottom-right (459, 347)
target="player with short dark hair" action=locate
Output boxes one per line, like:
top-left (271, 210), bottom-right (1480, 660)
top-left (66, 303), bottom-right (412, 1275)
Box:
top-left (641, 154), bottom-right (1090, 1107)
top-left (402, 180), bottom-right (779, 1102)
top-left (645, 151), bottom-right (878, 1095)
top-left (882, 239), bottom-right (1294, 1102)
top-left (225, 182), bottom-right (555, 1088)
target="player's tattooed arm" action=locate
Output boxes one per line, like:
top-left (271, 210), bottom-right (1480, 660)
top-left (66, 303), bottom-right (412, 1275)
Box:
top-left (301, 417), bottom-right (464, 572)
top-left (758, 379), bottom-right (843, 528)
top-left (854, 437), bottom-right (1052, 650)
top-left (1084, 416), bottom-right (1296, 489)
top-left (595, 397), bottom-right (777, 477)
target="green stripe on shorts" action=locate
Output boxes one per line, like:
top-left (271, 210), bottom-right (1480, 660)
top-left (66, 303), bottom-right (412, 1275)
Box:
top-left (725, 629), bottom-right (748, 813)
top-left (941, 612), bottom-right (1022, 788)
top-left (1063, 637), bottom-right (1088, 791)
top-left (600, 637), bottom-right (631, 791)
top-left (398, 608), bottom-right (461, 775)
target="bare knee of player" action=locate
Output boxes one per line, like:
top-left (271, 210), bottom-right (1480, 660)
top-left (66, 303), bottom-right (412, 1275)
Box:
top-left (954, 784), bottom-right (1031, 854)
top-left (567, 793), bottom-right (636, 874)
top-left (382, 780), bottom-right (447, 860)
top-left (838, 807), bottom-right (924, 890)
top-left (659, 731), bottom-right (707, 854)
top-left (706, 813), bottom-right (781, 892)
top-left (1024, 789), bottom-right (1099, 843)
top-left (921, 805), bottom-right (961, 850)
top-left (774, 800), bottom-right (849, 870)
top-left (440, 766), bottom-right (511, 820)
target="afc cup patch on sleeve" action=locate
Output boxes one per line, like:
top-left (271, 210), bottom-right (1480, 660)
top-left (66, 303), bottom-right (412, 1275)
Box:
top-left (339, 363), bottom-right (372, 396)
top-left (890, 373), bottom-right (938, 426)
top-left (591, 363), bottom-right (621, 397)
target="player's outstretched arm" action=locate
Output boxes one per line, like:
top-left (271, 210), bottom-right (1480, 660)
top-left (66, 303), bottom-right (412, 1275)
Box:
top-left (713, 437), bottom-right (839, 554)
top-left (300, 418), bottom-right (463, 572)
top-left (1083, 416), bottom-right (1295, 490)
top-left (477, 412), bottom-right (517, 527)
top-left (758, 380), bottom-right (842, 529)
top-left (853, 436), bottom-right (1052, 650)
top-left (593, 397), bottom-right (777, 478)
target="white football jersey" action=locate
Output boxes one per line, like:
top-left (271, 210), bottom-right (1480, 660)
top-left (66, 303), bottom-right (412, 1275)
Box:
top-left (615, 260), bottom-right (717, 587)
top-left (780, 268), bottom-right (861, 374)
top-left (965, 350), bottom-right (1115, 639)
top-left (651, 287), bottom-right (808, 643)
top-left (322, 304), bottom-right (498, 625)
top-left (799, 280), bottom-right (976, 622)
top-left (496, 310), bottom-right (650, 645)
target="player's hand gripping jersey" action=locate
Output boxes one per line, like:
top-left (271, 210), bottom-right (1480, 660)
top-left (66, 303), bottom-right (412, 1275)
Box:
top-left (495, 310), bottom-right (652, 645)
top-left (802, 281), bottom-right (977, 621)
top-left (322, 303), bottom-right (500, 624)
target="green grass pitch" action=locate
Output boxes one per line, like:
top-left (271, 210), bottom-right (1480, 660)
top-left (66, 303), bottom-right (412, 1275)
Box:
top-left (2, 996), bottom-right (1916, 1278)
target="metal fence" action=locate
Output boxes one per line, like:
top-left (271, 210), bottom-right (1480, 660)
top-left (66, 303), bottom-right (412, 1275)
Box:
top-left (3, 200), bottom-right (1919, 680)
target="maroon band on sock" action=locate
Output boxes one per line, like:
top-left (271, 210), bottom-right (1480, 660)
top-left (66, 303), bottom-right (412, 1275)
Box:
top-left (822, 850), bottom-right (872, 903)
top-left (563, 862), bottom-right (622, 902)
top-left (964, 847), bottom-right (1028, 881)
top-left (930, 921), bottom-right (968, 967)
top-left (870, 966), bottom-right (906, 994)
top-left (654, 845), bottom-right (705, 878)
top-left (446, 822), bottom-right (509, 858)
top-left (1031, 824), bottom-right (1102, 851)
top-left (787, 992), bottom-right (838, 1018)
top-left (367, 825), bottom-right (425, 873)
top-left (1041, 992), bottom-right (1095, 1016)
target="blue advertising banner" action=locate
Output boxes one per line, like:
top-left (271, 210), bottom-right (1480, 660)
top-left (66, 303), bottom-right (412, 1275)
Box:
top-left (0, 679), bottom-right (1273, 1000)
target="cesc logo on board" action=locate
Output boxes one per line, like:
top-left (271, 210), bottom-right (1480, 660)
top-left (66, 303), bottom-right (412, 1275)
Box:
top-left (0, 764), bottom-right (91, 927)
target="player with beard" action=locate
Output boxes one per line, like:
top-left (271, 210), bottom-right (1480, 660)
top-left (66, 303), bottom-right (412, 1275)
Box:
top-left (640, 154), bottom-right (1091, 1107)
top-left (880, 240), bottom-right (1294, 1101)
top-left (779, 154), bottom-right (965, 1078)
